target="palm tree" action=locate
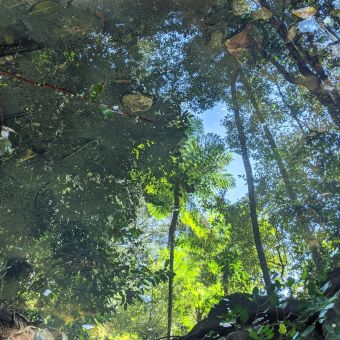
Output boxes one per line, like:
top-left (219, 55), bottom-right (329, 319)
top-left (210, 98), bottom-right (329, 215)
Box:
top-left (165, 123), bottom-right (233, 339)
top-left (143, 118), bottom-right (233, 339)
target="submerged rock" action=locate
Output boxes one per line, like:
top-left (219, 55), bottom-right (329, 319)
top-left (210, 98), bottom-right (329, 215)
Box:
top-left (122, 93), bottom-right (153, 112)
top-left (252, 7), bottom-right (273, 20)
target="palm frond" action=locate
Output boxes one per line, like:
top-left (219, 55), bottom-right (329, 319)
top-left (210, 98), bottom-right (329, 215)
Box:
top-left (180, 131), bottom-right (233, 194)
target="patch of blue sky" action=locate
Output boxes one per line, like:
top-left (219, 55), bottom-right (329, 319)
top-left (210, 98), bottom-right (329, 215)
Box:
top-left (200, 103), bottom-right (249, 203)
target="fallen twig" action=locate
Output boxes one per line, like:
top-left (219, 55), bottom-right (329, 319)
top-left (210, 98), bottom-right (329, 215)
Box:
top-left (62, 139), bottom-right (97, 160)
top-left (0, 68), bottom-right (152, 123)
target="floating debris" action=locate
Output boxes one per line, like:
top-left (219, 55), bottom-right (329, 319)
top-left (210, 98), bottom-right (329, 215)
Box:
top-left (17, 149), bottom-right (36, 162)
top-left (293, 6), bottom-right (317, 19)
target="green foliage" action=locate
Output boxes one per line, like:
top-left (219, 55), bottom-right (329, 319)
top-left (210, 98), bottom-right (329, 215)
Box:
top-left (249, 325), bottom-right (274, 340)
top-left (0, 0), bottom-right (338, 338)
top-left (89, 82), bottom-right (105, 102)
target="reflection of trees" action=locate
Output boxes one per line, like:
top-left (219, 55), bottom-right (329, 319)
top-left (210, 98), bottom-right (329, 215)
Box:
top-left (0, 0), bottom-right (338, 336)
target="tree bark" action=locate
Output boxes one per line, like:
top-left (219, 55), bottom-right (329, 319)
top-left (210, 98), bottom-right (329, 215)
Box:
top-left (230, 74), bottom-right (272, 292)
top-left (167, 185), bottom-right (180, 340)
top-left (239, 72), bottom-right (323, 271)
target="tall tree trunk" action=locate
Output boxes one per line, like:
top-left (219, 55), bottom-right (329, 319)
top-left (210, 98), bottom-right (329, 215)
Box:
top-left (230, 74), bottom-right (272, 292)
top-left (239, 72), bottom-right (323, 271)
top-left (275, 84), bottom-right (307, 134)
top-left (167, 185), bottom-right (180, 340)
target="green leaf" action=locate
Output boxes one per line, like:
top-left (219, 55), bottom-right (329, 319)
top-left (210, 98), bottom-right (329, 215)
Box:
top-left (279, 323), bottom-right (287, 335)
top-left (286, 277), bottom-right (295, 287)
top-left (249, 329), bottom-right (261, 340)
top-left (234, 305), bottom-right (249, 323)
top-left (30, 0), bottom-right (60, 15)
top-left (301, 268), bottom-right (308, 280)
top-left (89, 82), bottom-right (105, 101)
top-left (101, 108), bottom-right (114, 116)
top-left (262, 325), bottom-right (274, 339)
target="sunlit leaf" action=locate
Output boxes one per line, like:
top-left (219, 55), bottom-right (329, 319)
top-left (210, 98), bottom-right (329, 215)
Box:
top-left (101, 108), bottom-right (114, 116)
top-left (182, 211), bottom-right (207, 239)
top-left (279, 323), bottom-right (287, 334)
top-left (287, 26), bottom-right (298, 41)
top-left (301, 269), bottom-right (308, 280)
top-left (292, 6), bottom-right (317, 19)
top-left (89, 82), bottom-right (105, 102)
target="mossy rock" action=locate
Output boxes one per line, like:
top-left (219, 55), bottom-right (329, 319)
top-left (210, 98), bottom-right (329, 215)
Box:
top-left (122, 93), bottom-right (153, 112)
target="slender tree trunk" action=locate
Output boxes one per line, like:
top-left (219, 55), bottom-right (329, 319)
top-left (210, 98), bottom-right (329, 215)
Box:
top-left (240, 72), bottom-right (323, 271)
top-left (230, 74), bottom-right (272, 292)
top-left (275, 84), bottom-right (307, 134)
top-left (167, 185), bottom-right (180, 340)
top-left (240, 72), bottom-right (297, 199)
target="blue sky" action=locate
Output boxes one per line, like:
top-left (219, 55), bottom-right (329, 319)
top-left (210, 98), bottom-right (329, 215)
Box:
top-left (200, 103), bottom-right (248, 202)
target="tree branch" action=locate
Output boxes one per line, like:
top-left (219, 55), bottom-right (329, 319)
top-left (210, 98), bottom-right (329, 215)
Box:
top-left (0, 68), bottom-right (152, 123)
top-left (0, 39), bottom-right (44, 57)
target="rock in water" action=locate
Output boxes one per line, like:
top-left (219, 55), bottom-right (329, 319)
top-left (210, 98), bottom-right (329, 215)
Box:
top-left (122, 94), bottom-right (153, 112)
top-left (252, 7), bottom-right (273, 20)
